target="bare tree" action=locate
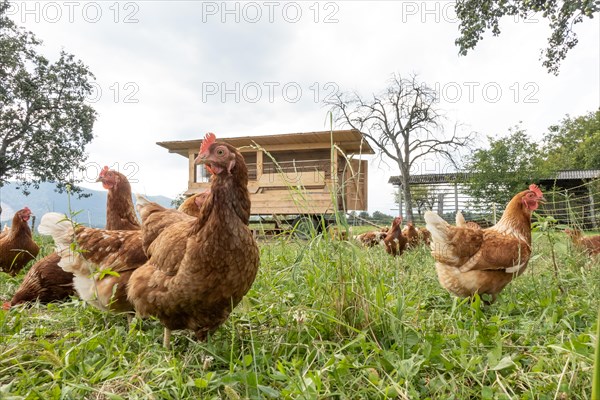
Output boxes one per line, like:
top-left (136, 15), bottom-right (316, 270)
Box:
top-left (328, 74), bottom-right (474, 221)
top-left (395, 185), bottom-right (437, 219)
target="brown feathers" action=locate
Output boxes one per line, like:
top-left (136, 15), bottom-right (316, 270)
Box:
top-left (11, 253), bottom-right (75, 306)
top-left (402, 222), bottom-right (420, 248)
top-left (128, 136), bottom-right (260, 346)
top-left (565, 228), bottom-right (600, 255)
top-left (425, 185), bottom-right (544, 302)
top-left (11, 169), bottom-right (143, 307)
top-left (0, 208), bottom-right (39, 276)
top-left (384, 217), bottom-right (407, 257)
top-left (98, 168), bottom-right (141, 231)
top-left (177, 192), bottom-right (210, 218)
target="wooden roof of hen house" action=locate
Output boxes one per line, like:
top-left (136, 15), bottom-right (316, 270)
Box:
top-left (157, 129), bottom-right (375, 157)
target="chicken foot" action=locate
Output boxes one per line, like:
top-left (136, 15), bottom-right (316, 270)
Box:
top-left (163, 328), bottom-right (172, 349)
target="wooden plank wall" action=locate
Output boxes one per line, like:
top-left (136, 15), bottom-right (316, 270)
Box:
top-left (187, 148), bottom-right (368, 214)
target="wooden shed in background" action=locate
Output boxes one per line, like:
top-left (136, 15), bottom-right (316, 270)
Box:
top-left (158, 130), bottom-right (374, 217)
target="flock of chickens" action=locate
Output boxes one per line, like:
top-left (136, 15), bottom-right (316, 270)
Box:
top-left (2, 133), bottom-right (259, 347)
top-left (1, 133), bottom-right (599, 346)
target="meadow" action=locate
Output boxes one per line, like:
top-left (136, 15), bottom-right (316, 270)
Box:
top-left (1, 229), bottom-right (599, 399)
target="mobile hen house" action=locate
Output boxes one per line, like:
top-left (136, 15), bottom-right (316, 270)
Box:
top-left (158, 130), bottom-right (373, 222)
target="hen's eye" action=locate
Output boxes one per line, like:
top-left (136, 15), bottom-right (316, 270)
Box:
top-left (216, 148), bottom-right (225, 156)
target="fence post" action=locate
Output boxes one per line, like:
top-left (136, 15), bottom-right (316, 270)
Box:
top-left (454, 183), bottom-right (459, 214)
top-left (398, 186), bottom-right (403, 217)
top-left (588, 181), bottom-right (597, 229)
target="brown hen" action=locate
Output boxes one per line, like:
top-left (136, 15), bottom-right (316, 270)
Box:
top-left (425, 184), bottom-right (544, 302)
top-left (418, 227), bottom-right (431, 246)
top-left (565, 228), bottom-right (600, 256)
top-left (127, 133), bottom-right (260, 348)
top-left (355, 227), bottom-right (388, 247)
top-left (177, 191), bottom-right (210, 218)
top-left (97, 166), bottom-right (141, 230)
top-left (402, 221), bottom-right (420, 248)
top-left (10, 253), bottom-right (74, 306)
top-left (384, 217), bottom-right (407, 257)
top-left (13, 167), bottom-right (142, 307)
top-left (0, 208), bottom-right (39, 276)
top-left (37, 217), bottom-right (147, 312)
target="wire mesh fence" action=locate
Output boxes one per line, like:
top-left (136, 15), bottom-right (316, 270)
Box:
top-left (391, 179), bottom-right (600, 230)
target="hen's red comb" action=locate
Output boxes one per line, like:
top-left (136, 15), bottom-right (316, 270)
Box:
top-left (2, 302), bottom-right (10, 310)
top-left (23, 207), bottom-right (31, 213)
top-left (529, 184), bottom-right (543, 197)
top-left (99, 165), bottom-right (109, 177)
top-left (199, 132), bottom-right (216, 155)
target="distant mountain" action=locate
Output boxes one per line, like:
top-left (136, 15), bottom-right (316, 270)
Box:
top-left (0, 182), bottom-right (173, 229)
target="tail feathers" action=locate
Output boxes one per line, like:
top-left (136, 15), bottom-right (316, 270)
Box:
top-left (455, 210), bottom-right (466, 227)
top-left (135, 193), bottom-right (151, 208)
top-left (135, 193), bottom-right (167, 223)
top-left (424, 211), bottom-right (451, 244)
top-left (38, 212), bottom-right (74, 249)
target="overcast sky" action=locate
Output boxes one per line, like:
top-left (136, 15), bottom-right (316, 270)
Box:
top-left (7, 1), bottom-right (600, 215)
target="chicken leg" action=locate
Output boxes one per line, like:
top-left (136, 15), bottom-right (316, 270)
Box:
top-left (163, 328), bottom-right (171, 349)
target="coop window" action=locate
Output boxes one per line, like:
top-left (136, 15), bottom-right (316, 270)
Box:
top-left (194, 154), bottom-right (211, 183)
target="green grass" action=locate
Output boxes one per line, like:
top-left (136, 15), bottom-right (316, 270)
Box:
top-left (1, 232), bottom-right (599, 399)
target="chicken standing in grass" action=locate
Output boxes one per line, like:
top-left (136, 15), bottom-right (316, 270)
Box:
top-left (13, 167), bottom-right (144, 307)
top-left (418, 227), bottom-right (431, 246)
top-left (402, 221), bottom-right (420, 249)
top-left (355, 228), bottom-right (388, 247)
top-left (0, 208), bottom-right (39, 276)
top-left (384, 217), bottom-right (407, 257)
top-left (127, 133), bottom-right (260, 348)
top-left (10, 253), bottom-right (74, 306)
top-left (565, 228), bottom-right (600, 256)
top-left (36, 166), bottom-right (151, 311)
top-left (37, 216), bottom-right (147, 312)
top-left (425, 184), bottom-right (544, 303)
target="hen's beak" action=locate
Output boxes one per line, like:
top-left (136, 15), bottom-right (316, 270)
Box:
top-left (95, 177), bottom-right (103, 183)
top-left (538, 196), bottom-right (547, 204)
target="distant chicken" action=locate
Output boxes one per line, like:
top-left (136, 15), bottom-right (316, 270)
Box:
top-left (565, 228), bottom-right (600, 255)
top-left (328, 226), bottom-right (348, 241)
top-left (402, 221), bottom-right (420, 248)
top-left (418, 227), bottom-right (431, 246)
top-left (97, 166), bottom-right (141, 230)
top-left (355, 227), bottom-right (388, 247)
top-left (425, 184), bottom-right (544, 302)
top-left (177, 191), bottom-right (210, 218)
top-left (384, 217), bottom-right (407, 257)
top-left (12, 167), bottom-right (142, 307)
top-left (0, 208), bottom-right (39, 276)
top-left (127, 133), bottom-right (260, 348)
top-left (455, 210), bottom-right (481, 230)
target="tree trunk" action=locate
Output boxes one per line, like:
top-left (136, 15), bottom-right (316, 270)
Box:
top-left (403, 183), bottom-right (414, 221)
top-left (398, 161), bottom-right (414, 222)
